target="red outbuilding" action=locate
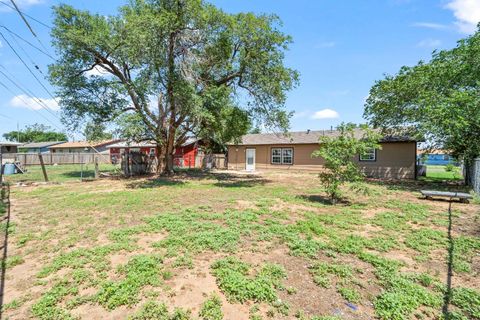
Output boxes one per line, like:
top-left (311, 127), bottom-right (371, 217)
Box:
top-left (107, 139), bottom-right (202, 168)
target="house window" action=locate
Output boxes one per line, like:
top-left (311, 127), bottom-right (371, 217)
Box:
top-left (272, 148), bottom-right (282, 164)
top-left (271, 147), bottom-right (294, 165)
top-left (149, 148), bottom-right (156, 156)
top-left (360, 148), bottom-right (376, 161)
top-left (282, 148), bottom-right (293, 164)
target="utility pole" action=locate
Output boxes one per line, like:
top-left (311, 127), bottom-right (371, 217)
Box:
top-left (16, 122), bottom-right (20, 142)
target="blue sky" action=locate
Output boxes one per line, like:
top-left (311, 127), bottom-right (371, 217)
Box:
top-left (0, 0), bottom-right (479, 139)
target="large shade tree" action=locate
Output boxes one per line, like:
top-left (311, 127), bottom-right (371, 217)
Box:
top-left (49, 0), bottom-right (298, 173)
top-left (364, 26), bottom-right (480, 182)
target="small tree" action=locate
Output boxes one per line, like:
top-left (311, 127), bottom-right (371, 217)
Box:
top-left (312, 123), bottom-right (381, 204)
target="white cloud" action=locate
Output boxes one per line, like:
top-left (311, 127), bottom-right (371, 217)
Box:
top-left (292, 110), bottom-right (309, 119)
top-left (9, 94), bottom-right (60, 111)
top-left (311, 108), bottom-right (339, 120)
top-left (0, 0), bottom-right (44, 12)
top-left (417, 38), bottom-right (442, 48)
top-left (315, 41), bottom-right (336, 49)
top-left (411, 22), bottom-right (449, 30)
top-left (445, 0), bottom-right (480, 34)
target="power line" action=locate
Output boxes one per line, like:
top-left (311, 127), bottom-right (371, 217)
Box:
top-left (0, 78), bottom-right (63, 131)
top-left (0, 25), bottom-right (54, 60)
top-left (3, 27), bottom-right (48, 78)
top-left (0, 66), bottom-right (61, 121)
top-left (2, 0), bottom-right (52, 55)
top-left (0, 113), bottom-right (14, 121)
top-left (0, 31), bottom-right (59, 109)
top-left (0, 1), bottom-right (51, 29)
top-left (8, 0), bottom-right (37, 37)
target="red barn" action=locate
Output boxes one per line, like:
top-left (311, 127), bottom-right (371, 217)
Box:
top-left (107, 139), bottom-right (202, 168)
top-left (173, 138), bottom-right (202, 168)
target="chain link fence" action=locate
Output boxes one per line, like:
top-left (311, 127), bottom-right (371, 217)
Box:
top-left (1, 153), bottom-right (120, 184)
top-left (2, 152), bottom-right (227, 183)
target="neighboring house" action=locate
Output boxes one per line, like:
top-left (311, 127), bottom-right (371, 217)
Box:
top-left (0, 141), bottom-right (22, 164)
top-left (19, 141), bottom-right (66, 153)
top-left (227, 129), bottom-right (419, 179)
top-left (49, 140), bottom-right (121, 154)
top-left (106, 138), bottom-right (203, 167)
top-left (417, 149), bottom-right (457, 166)
top-left (0, 141), bottom-right (21, 155)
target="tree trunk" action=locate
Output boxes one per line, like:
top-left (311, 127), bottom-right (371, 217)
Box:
top-left (163, 128), bottom-right (176, 175)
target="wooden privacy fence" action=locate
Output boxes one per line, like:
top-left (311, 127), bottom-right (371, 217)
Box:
top-left (11, 153), bottom-right (112, 166)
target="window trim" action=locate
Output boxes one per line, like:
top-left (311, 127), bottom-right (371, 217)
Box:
top-left (271, 147), bottom-right (294, 165)
top-left (359, 148), bottom-right (377, 162)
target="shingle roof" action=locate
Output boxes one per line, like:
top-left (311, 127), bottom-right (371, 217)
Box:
top-left (0, 141), bottom-right (22, 147)
top-left (21, 141), bottom-right (66, 149)
top-left (49, 139), bottom-right (121, 149)
top-left (106, 138), bottom-right (199, 149)
top-left (107, 141), bottom-right (157, 148)
top-left (228, 128), bottom-right (417, 146)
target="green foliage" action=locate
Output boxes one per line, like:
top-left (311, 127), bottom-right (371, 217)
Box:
top-left (309, 262), bottom-right (353, 288)
top-left (312, 123), bottom-right (381, 203)
top-left (451, 287), bottom-right (480, 319)
top-left (364, 27), bottom-right (480, 167)
top-left (97, 254), bottom-right (163, 309)
top-left (129, 301), bottom-right (191, 320)
top-left (337, 287), bottom-right (361, 303)
top-left (358, 252), bottom-right (442, 319)
top-left (211, 257), bottom-right (286, 303)
top-left (4, 123), bottom-right (67, 143)
top-left (405, 228), bottom-right (447, 255)
top-left (31, 280), bottom-right (77, 320)
top-left (5, 255), bottom-right (24, 269)
top-left (83, 120), bottom-right (113, 141)
top-left (199, 295), bottom-right (223, 320)
top-left (452, 236), bottom-right (480, 273)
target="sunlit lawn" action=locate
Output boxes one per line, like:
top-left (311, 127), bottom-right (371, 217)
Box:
top-left (424, 165), bottom-right (463, 181)
top-left (4, 164), bottom-right (119, 183)
top-left (1, 171), bottom-right (479, 320)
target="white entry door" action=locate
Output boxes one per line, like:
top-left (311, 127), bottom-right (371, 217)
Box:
top-left (245, 148), bottom-right (256, 171)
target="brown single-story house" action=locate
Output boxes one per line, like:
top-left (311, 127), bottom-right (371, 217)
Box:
top-left (48, 139), bottom-right (121, 154)
top-left (226, 129), bottom-right (419, 179)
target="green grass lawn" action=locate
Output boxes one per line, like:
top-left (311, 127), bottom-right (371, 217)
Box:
top-left (1, 171), bottom-right (479, 320)
top-left (4, 164), bottom-right (119, 183)
top-left (425, 165), bottom-right (463, 181)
